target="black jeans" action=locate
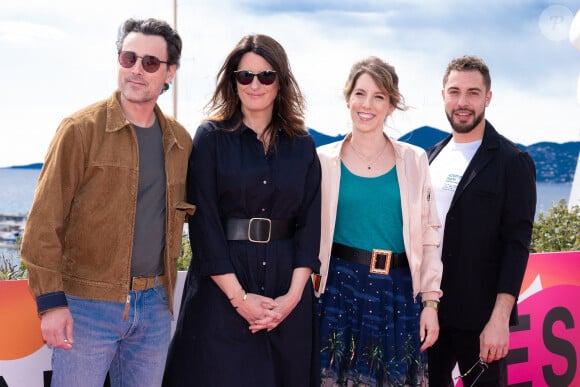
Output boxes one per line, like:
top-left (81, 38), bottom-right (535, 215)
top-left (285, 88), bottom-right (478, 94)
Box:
top-left (428, 326), bottom-right (507, 387)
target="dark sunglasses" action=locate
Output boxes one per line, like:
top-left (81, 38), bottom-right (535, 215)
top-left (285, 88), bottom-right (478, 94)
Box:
top-left (118, 51), bottom-right (168, 73)
top-left (234, 70), bottom-right (277, 85)
top-left (454, 358), bottom-right (489, 387)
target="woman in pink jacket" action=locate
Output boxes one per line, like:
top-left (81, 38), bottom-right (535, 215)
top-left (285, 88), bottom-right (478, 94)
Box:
top-left (316, 56), bottom-right (443, 386)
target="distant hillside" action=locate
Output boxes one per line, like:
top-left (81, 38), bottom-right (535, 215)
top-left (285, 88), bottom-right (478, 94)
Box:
top-left (5, 129), bottom-right (579, 183)
top-left (6, 163), bottom-right (43, 169)
top-left (397, 126), bottom-right (449, 150)
top-left (525, 142), bottom-right (580, 183)
top-left (309, 127), bottom-right (579, 183)
top-left (308, 129), bottom-right (344, 147)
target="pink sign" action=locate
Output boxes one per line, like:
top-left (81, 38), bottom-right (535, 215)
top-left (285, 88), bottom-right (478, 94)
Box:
top-left (1, 254), bottom-right (579, 386)
top-left (507, 252), bottom-right (580, 386)
top-left (455, 251), bottom-right (580, 386)
top-left (509, 285), bottom-right (579, 386)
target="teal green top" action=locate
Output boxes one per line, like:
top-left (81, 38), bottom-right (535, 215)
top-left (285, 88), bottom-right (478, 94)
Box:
top-left (333, 162), bottom-right (404, 253)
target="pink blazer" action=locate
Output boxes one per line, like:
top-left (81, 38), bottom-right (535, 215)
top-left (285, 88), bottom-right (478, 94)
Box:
top-left (316, 133), bottom-right (443, 302)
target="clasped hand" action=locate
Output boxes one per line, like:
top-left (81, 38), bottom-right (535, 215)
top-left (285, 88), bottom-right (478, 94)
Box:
top-left (234, 293), bottom-right (297, 333)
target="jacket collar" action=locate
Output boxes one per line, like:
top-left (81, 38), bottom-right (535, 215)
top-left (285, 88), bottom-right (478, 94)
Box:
top-left (428, 120), bottom-right (499, 159)
top-left (456, 120), bottom-right (499, 189)
top-left (431, 120), bottom-right (501, 208)
top-left (105, 90), bottom-right (185, 151)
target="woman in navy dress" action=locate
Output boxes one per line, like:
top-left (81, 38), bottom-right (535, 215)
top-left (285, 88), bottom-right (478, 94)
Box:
top-left (163, 34), bottom-right (321, 387)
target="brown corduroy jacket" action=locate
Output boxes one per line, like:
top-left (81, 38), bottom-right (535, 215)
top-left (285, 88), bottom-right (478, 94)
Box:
top-left (21, 90), bottom-right (194, 315)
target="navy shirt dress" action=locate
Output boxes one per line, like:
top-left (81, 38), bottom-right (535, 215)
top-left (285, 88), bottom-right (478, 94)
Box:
top-left (163, 120), bottom-right (321, 387)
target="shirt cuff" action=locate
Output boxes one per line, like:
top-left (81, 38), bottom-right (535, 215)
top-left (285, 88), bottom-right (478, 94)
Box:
top-left (36, 291), bottom-right (68, 314)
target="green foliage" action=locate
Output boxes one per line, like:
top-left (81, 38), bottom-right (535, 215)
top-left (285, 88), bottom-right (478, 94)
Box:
top-left (0, 255), bottom-right (27, 280)
top-left (531, 200), bottom-right (580, 253)
top-left (0, 235), bottom-right (27, 280)
top-left (177, 233), bottom-right (192, 271)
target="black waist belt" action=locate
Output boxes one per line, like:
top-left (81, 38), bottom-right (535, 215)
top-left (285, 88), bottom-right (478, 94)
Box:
top-left (331, 242), bottom-right (408, 274)
top-left (225, 218), bottom-right (296, 243)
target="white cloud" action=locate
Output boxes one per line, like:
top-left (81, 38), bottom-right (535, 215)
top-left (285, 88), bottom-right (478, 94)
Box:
top-left (0, 0), bottom-right (578, 167)
top-left (489, 86), bottom-right (580, 145)
top-left (0, 21), bottom-right (70, 44)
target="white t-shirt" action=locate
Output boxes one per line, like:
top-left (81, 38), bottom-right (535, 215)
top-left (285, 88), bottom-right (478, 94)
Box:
top-left (430, 139), bottom-right (482, 252)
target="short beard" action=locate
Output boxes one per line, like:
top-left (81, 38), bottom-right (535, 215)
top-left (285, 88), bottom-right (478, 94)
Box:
top-left (446, 109), bottom-right (485, 134)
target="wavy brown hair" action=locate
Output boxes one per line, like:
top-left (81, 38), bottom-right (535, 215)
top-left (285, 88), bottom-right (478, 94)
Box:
top-left (116, 18), bottom-right (182, 68)
top-left (343, 56), bottom-right (407, 112)
top-left (204, 34), bottom-right (307, 149)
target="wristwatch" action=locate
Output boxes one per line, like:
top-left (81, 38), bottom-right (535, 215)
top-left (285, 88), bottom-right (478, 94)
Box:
top-left (422, 300), bottom-right (439, 310)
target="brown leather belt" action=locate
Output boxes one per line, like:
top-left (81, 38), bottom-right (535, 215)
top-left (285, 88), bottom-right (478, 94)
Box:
top-left (225, 218), bottom-right (296, 243)
top-left (331, 242), bottom-right (408, 275)
top-left (130, 275), bottom-right (166, 291)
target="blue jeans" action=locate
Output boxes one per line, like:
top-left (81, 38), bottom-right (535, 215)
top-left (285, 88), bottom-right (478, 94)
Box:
top-left (50, 284), bottom-right (171, 387)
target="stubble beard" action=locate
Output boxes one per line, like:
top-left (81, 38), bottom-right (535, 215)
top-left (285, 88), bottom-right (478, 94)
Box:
top-left (446, 108), bottom-right (485, 134)
top-left (119, 76), bottom-right (159, 105)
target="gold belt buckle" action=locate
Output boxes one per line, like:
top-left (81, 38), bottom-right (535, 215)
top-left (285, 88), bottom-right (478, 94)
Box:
top-left (370, 249), bottom-right (392, 275)
top-left (248, 217), bottom-right (271, 243)
top-left (131, 277), bottom-right (151, 291)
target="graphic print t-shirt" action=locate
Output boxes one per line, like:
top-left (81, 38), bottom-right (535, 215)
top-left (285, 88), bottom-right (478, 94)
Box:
top-left (430, 139), bottom-right (481, 252)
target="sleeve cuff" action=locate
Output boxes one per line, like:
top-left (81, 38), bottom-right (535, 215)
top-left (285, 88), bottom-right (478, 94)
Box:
top-left (294, 253), bottom-right (320, 274)
top-left (200, 258), bottom-right (234, 276)
top-left (36, 291), bottom-right (68, 314)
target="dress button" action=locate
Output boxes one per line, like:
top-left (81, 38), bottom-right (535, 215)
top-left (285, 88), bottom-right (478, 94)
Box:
top-left (263, 180), bottom-right (267, 184)
top-left (261, 208), bottom-right (266, 212)
top-left (262, 261), bottom-right (267, 266)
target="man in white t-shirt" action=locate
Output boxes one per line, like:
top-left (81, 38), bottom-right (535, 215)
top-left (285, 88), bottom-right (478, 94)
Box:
top-left (427, 55), bottom-right (536, 387)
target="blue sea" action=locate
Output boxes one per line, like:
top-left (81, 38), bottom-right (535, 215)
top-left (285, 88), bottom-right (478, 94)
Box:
top-left (0, 168), bottom-right (572, 216)
top-left (0, 167), bottom-right (574, 260)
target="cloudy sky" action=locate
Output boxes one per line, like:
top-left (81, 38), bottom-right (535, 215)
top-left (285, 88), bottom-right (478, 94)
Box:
top-left (1, 0), bottom-right (579, 167)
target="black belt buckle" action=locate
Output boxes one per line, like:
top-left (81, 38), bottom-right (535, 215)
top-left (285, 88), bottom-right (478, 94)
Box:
top-left (370, 249), bottom-right (392, 275)
top-left (248, 217), bottom-right (271, 243)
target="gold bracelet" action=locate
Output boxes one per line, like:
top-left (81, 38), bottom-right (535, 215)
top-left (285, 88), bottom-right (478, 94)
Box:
top-left (422, 300), bottom-right (439, 310)
top-left (228, 288), bottom-right (244, 301)
top-left (231, 289), bottom-right (246, 309)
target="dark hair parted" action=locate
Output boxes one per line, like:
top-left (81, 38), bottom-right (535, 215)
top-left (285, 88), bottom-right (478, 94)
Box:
top-left (343, 56), bottom-right (407, 112)
top-left (204, 34), bottom-right (307, 141)
top-left (116, 18), bottom-right (182, 68)
top-left (443, 55), bottom-right (491, 91)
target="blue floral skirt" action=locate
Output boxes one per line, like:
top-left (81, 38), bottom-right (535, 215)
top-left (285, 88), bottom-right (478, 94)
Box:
top-left (318, 256), bottom-right (426, 386)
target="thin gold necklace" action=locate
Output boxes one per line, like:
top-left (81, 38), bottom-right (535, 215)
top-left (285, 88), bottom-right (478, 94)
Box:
top-left (350, 140), bottom-right (387, 170)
